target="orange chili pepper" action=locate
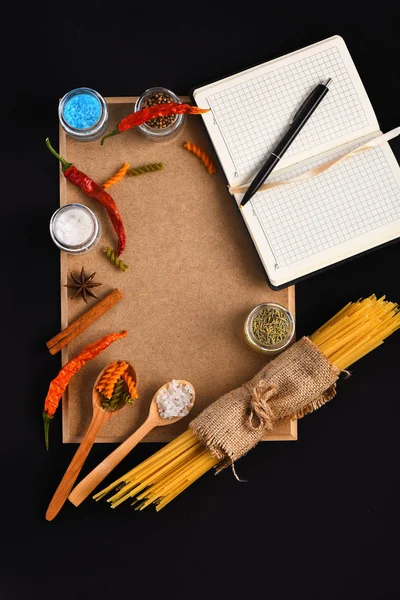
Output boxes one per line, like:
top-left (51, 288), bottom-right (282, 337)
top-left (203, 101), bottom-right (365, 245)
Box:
top-left (42, 331), bottom-right (127, 450)
top-left (101, 102), bottom-right (210, 145)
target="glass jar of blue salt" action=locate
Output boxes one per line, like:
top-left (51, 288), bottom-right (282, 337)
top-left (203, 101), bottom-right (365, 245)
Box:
top-left (58, 87), bottom-right (109, 141)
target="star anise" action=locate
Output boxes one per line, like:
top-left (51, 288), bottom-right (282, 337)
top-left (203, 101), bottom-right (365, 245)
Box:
top-left (65, 267), bottom-right (102, 303)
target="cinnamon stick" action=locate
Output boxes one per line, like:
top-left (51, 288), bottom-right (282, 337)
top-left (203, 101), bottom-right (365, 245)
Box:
top-left (46, 289), bottom-right (123, 355)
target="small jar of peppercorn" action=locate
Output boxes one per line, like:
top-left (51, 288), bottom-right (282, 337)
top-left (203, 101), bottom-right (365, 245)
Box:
top-left (134, 87), bottom-right (184, 141)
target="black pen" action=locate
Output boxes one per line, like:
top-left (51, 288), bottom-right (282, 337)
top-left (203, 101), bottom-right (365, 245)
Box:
top-left (240, 78), bottom-right (332, 207)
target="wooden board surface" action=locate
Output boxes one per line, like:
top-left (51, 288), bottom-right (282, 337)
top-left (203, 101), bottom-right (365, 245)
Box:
top-left (59, 97), bottom-right (296, 443)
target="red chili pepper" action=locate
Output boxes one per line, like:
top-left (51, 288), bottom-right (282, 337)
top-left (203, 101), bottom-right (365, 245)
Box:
top-left (46, 138), bottom-right (126, 256)
top-left (101, 102), bottom-right (210, 145)
top-left (42, 330), bottom-right (127, 450)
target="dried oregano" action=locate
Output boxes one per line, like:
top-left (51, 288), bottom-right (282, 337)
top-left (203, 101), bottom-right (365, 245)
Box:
top-left (251, 307), bottom-right (290, 346)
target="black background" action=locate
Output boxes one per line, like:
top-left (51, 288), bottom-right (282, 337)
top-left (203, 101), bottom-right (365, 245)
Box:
top-left (2, 2), bottom-right (400, 599)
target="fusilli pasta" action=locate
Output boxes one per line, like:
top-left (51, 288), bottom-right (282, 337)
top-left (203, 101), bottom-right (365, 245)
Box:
top-left (126, 163), bottom-right (164, 176)
top-left (103, 247), bottom-right (129, 272)
top-left (183, 141), bottom-right (216, 175)
top-left (98, 361), bottom-right (129, 400)
top-left (122, 392), bottom-right (136, 405)
top-left (122, 371), bottom-right (138, 399)
top-left (108, 378), bottom-right (125, 411)
top-left (102, 163), bottom-right (130, 189)
top-left (96, 361), bottom-right (120, 393)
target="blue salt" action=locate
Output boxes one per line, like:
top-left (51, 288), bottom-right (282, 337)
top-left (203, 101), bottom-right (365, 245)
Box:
top-left (63, 93), bottom-right (101, 129)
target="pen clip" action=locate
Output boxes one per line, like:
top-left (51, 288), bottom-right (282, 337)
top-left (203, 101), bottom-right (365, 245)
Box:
top-left (288, 79), bottom-right (331, 125)
top-left (288, 90), bottom-right (316, 125)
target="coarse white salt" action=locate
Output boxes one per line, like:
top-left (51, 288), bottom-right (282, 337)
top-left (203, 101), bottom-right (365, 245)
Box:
top-left (156, 379), bottom-right (194, 419)
top-left (53, 204), bottom-right (95, 247)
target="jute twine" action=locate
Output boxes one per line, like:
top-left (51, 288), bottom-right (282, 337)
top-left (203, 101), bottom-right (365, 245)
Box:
top-left (189, 337), bottom-right (340, 469)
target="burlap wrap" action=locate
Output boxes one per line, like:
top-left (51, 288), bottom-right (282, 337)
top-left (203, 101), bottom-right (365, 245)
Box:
top-left (189, 337), bottom-right (340, 466)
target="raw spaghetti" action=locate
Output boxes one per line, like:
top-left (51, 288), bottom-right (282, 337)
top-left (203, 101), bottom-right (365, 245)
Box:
top-left (94, 295), bottom-right (400, 511)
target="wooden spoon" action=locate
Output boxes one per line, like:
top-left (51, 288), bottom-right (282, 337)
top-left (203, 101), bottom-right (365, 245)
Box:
top-left (68, 379), bottom-right (195, 507)
top-left (45, 361), bottom-right (139, 521)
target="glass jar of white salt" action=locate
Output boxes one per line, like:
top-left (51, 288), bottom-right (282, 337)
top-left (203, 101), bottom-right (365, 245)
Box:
top-left (50, 203), bottom-right (100, 254)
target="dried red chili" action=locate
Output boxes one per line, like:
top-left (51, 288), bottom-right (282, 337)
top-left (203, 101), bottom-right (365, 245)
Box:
top-left (42, 330), bottom-right (127, 450)
top-left (45, 138), bottom-right (126, 256)
top-left (100, 102), bottom-right (210, 145)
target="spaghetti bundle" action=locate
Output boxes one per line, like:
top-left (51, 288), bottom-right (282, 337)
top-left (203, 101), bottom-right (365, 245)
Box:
top-left (94, 295), bottom-right (400, 511)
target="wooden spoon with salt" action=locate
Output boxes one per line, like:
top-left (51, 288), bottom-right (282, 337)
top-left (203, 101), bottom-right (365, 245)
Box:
top-left (68, 379), bottom-right (195, 508)
top-left (45, 361), bottom-right (139, 521)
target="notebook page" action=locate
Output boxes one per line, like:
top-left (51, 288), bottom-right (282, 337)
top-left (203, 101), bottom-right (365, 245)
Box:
top-left (240, 138), bottom-right (400, 288)
top-left (193, 35), bottom-right (378, 187)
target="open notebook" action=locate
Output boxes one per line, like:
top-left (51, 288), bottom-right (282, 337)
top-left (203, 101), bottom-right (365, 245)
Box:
top-left (192, 35), bottom-right (400, 289)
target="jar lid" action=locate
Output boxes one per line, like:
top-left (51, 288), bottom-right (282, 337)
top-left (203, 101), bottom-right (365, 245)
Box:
top-left (244, 302), bottom-right (295, 354)
top-left (50, 203), bottom-right (100, 253)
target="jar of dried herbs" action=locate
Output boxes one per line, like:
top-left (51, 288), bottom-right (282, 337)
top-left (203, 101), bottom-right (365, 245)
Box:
top-left (134, 86), bottom-right (184, 141)
top-left (244, 302), bottom-right (295, 354)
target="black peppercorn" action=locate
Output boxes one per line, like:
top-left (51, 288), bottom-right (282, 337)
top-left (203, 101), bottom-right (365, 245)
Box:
top-left (142, 92), bottom-right (177, 129)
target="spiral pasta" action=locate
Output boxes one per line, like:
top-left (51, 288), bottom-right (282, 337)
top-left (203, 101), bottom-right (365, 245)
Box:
top-left (126, 163), bottom-right (164, 176)
top-left (103, 247), bottom-right (129, 272)
top-left (122, 392), bottom-right (136, 405)
top-left (183, 141), bottom-right (216, 175)
top-left (108, 378), bottom-right (125, 411)
top-left (102, 163), bottom-right (131, 190)
top-left (95, 361), bottom-right (120, 394)
top-left (103, 365), bottom-right (129, 400)
top-left (122, 371), bottom-right (138, 400)
top-left (97, 361), bottom-right (129, 400)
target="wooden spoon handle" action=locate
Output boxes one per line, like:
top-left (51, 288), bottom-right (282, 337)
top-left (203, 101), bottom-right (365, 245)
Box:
top-left (68, 416), bottom-right (156, 507)
top-left (45, 409), bottom-right (109, 521)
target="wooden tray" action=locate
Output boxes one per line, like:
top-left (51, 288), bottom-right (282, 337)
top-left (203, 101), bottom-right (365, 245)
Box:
top-left (59, 97), bottom-right (296, 443)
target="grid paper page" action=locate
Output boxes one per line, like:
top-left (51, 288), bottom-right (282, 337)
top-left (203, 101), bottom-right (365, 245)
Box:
top-left (251, 143), bottom-right (400, 269)
top-left (207, 44), bottom-right (373, 180)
